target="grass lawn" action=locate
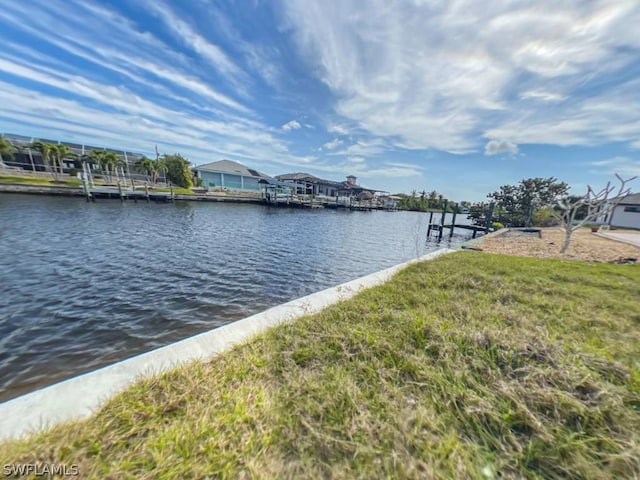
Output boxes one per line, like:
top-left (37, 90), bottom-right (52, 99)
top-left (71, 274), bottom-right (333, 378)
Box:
top-left (150, 187), bottom-right (194, 195)
top-left (0, 174), bottom-right (82, 186)
top-left (1, 252), bottom-right (638, 479)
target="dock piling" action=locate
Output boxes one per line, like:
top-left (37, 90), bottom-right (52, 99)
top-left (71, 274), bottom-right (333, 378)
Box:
top-left (449, 204), bottom-right (457, 239)
top-left (437, 200), bottom-right (448, 242)
top-left (81, 164), bottom-right (92, 202)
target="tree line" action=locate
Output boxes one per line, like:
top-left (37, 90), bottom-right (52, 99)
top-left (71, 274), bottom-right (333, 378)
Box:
top-left (395, 190), bottom-right (471, 212)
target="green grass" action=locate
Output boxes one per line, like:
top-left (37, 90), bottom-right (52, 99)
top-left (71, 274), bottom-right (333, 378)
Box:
top-left (1, 252), bottom-right (639, 479)
top-left (0, 174), bottom-right (82, 186)
top-left (150, 187), bottom-right (195, 195)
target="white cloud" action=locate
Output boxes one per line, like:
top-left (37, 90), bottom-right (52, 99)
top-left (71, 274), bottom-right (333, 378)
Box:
top-left (282, 120), bottom-right (302, 131)
top-left (323, 138), bottom-right (343, 150)
top-left (244, 46), bottom-right (282, 88)
top-left (484, 139), bottom-right (518, 156)
top-left (589, 157), bottom-right (640, 177)
top-left (485, 77), bottom-right (640, 147)
top-left (141, 1), bottom-right (247, 85)
top-left (520, 90), bottom-right (567, 102)
top-left (346, 156), bottom-right (365, 164)
top-left (0, 2), bottom-right (250, 113)
top-left (331, 139), bottom-right (388, 157)
top-left (355, 164), bottom-right (423, 178)
top-left (327, 123), bottom-right (349, 135)
top-left (282, 0), bottom-right (640, 152)
top-left (335, 156), bottom-right (422, 179)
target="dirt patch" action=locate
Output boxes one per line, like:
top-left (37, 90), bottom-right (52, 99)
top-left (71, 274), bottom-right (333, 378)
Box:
top-left (476, 227), bottom-right (640, 263)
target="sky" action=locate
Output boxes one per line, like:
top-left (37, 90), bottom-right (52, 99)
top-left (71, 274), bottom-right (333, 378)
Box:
top-left (0, 0), bottom-right (639, 201)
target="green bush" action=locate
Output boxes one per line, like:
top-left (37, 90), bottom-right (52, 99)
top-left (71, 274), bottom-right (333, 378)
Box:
top-left (162, 154), bottom-right (193, 188)
top-left (532, 207), bottom-right (558, 227)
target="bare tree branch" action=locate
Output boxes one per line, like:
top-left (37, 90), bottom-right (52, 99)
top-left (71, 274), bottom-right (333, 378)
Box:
top-left (551, 174), bottom-right (637, 254)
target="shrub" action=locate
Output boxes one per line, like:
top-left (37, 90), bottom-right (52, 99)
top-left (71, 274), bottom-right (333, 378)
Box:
top-left (532, 207), bottom-right (558, 227)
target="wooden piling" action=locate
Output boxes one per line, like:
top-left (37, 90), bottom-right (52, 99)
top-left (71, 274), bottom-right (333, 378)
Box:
top-left (438, 200), bottom-right (448, 242)
top-left (81, 164), bottom-right (92, 202)
top-left (427, 211), bottom-right (434, 237)
top-left (449, 203), bottom-right (457, 239)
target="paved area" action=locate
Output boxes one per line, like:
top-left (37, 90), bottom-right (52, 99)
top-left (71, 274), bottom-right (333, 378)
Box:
top-left (596, 231), bottom-right (640, 248)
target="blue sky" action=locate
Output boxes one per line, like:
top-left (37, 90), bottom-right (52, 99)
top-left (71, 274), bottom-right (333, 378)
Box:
top-left (0, 0), bottom-right (638, 201)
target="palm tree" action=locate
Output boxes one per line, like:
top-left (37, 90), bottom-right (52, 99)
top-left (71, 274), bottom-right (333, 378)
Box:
top-left (103, 152), bottom-right (119, 183)
top-left (134, 156), bottom-right (154, 178)
top-left (135, 157), bottom-right (165, 184)
top-left (0, 136), bottom-right (15, 168)
top-left (85, 149), bottom-right (106, 179)
top-left (49, 144), bottom-right (75, 180)
top-left (30, 141), bottom-right (56, 179)
top-left (155, 159), bottom-right (167, 184)
top-left (85, 150), bottom-right (118, 183)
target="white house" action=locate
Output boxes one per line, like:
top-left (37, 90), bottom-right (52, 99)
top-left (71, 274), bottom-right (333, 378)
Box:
top-left (600, 193), bottom-right (640, 229)
top-left (194, 160), bottom-right (270, 191)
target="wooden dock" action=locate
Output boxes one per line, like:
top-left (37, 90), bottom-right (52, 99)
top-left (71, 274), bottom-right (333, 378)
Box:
top-left (428, 223), bottom-right (488, 239)
top-left (264, 196), bottom-right (376, 210)
top-left (80, 185), bottom-right (174, 202)
top-left (426, 201), bottom-right (495, 241)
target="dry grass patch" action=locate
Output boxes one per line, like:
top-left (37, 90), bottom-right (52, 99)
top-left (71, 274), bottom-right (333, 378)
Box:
top-left (478, 227), bottom-right (639, 262)
top-left (1, 253), bottom-right (639, 479)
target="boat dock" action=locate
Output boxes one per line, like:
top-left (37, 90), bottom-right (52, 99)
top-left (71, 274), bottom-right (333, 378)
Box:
top-left (80, 185), bottom-right (174, 202)
top-left (264, 194), bottom-right (378, 211)
top-left (426, 201), bottom-right (495, 241)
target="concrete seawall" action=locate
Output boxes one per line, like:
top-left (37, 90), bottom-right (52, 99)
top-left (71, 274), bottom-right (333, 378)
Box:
top-left (0, 183), bottom-right (263, 203)
top-left (0, 248), bottom-right (454, 440)
top-left (0, 183), bottom-right (85, 196)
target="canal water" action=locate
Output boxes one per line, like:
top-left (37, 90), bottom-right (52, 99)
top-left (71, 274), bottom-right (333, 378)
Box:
top-left (0, 194), bottom-right (472, 401)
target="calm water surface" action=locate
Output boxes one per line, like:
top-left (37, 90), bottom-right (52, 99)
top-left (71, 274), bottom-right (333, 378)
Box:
top-left (0, 194), bottom-right (471, 401)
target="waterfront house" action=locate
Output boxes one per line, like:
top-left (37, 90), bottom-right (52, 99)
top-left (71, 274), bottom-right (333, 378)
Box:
top-left (378, 195), bottom-right (402, 209)
top-left (275, 173), bottom-right (379, 198)
top-left (193, 160), bottom-right (271, 191)
top-left (336, 175), bottom-right (379, 198)
top-left (1, 132), bottom-right (151, 182)
top-left (275, 173), bottom-right (343, 196)
top-left (597, 193), bottom-right (640, 229)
